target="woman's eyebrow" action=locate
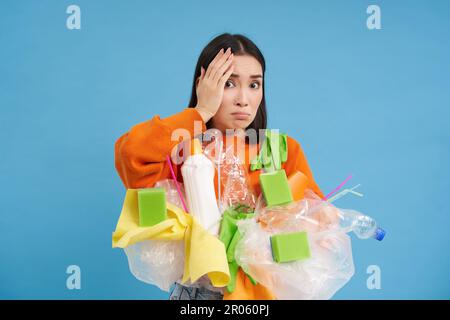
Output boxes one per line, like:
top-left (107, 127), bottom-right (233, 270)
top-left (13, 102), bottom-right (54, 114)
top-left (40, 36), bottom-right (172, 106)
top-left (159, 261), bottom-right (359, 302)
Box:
top-left (230, 73), bottom-right (263, 79)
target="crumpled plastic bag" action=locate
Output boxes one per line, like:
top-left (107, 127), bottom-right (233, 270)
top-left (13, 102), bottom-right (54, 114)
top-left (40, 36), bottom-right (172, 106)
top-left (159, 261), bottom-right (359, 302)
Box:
top-left (122, 179), bottom-right (186, 292)
top-left (234, 190), bottom-right (355, 300)
top-left (255, 189), bottom-right (341, 234)
top-left (124, 239), bottom-right (185, 292)
top-left (155, 179), bottom-right (186, 210)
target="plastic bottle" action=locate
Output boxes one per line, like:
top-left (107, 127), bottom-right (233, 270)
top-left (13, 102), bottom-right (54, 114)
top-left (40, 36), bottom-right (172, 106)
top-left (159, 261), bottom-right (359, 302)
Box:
top-left (181, 139), bottom-right (222, 236)
top-left (339, 209), bottom-right (386, 241)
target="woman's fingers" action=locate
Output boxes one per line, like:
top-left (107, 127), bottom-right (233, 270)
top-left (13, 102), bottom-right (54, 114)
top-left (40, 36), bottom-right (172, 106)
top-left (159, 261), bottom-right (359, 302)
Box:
top-left (212, 53), bottom-right (233, 84)
top-left (218, 64), bottom-right (234, 87)
top-left (205, 48), bottom-right (224, 79)
top-left (207, 47), bottom-right (232, 80)
top-left (214, 49), bottom-right (232, 79)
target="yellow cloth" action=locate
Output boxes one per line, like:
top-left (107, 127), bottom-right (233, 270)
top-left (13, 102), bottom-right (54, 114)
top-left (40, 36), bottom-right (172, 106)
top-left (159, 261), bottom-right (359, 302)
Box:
top-left (182, 214), bottom-right (230, 287)
top-left (112, 189), bottom-right (230, 287)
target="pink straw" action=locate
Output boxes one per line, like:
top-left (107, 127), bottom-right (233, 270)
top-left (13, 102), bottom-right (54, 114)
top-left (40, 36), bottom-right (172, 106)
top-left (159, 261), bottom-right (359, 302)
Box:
top-left (323, 174), bottom-right (353, 201)
top-left (166, 155), bottom-right (189, 213)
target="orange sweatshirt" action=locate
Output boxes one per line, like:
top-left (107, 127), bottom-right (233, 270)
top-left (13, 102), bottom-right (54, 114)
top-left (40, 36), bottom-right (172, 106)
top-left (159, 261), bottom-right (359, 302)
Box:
top-left (115, 107), bottom-right (324, 199)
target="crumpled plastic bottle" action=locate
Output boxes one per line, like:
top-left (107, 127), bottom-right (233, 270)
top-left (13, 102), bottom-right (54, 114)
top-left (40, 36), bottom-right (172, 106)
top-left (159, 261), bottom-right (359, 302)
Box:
top-left (203, 134), bottom-right (256, 212)
top-left (220, 148), bottom-right (256, 211)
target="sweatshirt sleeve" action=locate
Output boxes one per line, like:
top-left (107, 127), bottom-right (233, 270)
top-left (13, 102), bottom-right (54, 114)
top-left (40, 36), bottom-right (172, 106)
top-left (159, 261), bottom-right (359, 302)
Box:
top-left (284, 136), bottom-right (325, 199)
top-left (114, 108), bottom-right (206, 189)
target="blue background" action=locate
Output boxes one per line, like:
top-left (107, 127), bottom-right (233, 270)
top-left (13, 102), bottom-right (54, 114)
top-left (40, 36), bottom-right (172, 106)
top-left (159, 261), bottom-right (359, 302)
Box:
top-left (1, 0), bottom-right (449, 299)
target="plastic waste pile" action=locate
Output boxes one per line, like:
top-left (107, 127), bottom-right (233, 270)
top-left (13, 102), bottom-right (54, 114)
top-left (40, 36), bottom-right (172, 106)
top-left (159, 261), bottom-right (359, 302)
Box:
top-left (112, 130), bottom-right (386, 299)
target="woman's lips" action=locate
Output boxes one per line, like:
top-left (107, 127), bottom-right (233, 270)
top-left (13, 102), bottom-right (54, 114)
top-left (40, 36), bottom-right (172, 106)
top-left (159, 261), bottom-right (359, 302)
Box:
top-left (231, 112), bottom-right (250, 120)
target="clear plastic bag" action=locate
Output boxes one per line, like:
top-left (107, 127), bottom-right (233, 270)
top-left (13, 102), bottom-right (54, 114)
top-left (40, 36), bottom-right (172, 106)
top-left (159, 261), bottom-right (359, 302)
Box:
top-left (235, 190), bottom-right (355, 300)
top-left (123, 179), bottom-right (186, 292)
top-left (155, 179), bottom-right (186, 209)
top-left (234, 219), bottom-right (354, 299)
top-left (255, 189), bottom-right (341, 234)
top-left (124, 239), bottom-right (185, 292)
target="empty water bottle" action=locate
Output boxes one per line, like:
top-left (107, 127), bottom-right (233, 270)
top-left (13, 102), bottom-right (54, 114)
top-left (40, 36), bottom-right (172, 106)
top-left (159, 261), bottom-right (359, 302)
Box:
top-left (338, 209), bottom-right (386, 241)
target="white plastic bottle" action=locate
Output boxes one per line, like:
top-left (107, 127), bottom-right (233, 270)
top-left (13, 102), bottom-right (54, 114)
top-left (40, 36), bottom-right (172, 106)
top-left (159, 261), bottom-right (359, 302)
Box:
top-left (181, 139), bottom-right (222, 236)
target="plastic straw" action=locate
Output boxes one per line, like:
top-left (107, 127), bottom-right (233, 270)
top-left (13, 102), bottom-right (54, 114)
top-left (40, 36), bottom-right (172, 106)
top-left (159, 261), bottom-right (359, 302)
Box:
top-left (327, 184), bottom-right (363, 203)
top-left (166, 154), bottom-right (189, 213)
top-left (217, 139), bottom-right (223, 209)
top-left (323, 174), bottom-right (353, 201)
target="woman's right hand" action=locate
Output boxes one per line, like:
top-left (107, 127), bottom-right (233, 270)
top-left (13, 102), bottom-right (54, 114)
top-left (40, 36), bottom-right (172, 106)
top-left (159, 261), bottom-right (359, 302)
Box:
top-left (195, 47), bottom-right (234, 123)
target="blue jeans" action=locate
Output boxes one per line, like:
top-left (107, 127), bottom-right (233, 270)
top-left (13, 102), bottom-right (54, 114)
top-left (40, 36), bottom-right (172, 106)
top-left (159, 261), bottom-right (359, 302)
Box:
top-left (169, 283), bottom-right (224, 300)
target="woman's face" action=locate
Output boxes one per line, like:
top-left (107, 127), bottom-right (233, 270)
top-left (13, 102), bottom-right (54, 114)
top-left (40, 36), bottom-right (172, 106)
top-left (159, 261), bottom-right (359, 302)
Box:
top-left (210, 54), bottom-right (263, 133)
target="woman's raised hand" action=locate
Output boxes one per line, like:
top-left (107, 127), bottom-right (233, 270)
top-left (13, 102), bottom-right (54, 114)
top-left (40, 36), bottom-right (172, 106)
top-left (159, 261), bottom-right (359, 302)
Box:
top-left (195, 47), bottom-right (234, 123)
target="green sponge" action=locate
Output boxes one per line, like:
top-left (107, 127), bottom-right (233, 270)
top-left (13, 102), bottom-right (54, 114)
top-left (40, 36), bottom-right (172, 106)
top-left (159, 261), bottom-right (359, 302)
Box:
top-left (259, 169), bottom-right (293, 207)
top-left (137, 188), bottom-right (167, 227)
top-left (270, 231), bottom-right (311, 263)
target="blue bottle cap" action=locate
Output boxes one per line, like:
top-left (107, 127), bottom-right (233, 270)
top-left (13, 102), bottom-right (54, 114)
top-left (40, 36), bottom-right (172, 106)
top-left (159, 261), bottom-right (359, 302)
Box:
top-left (373, 227), bottom-right (386, 241)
